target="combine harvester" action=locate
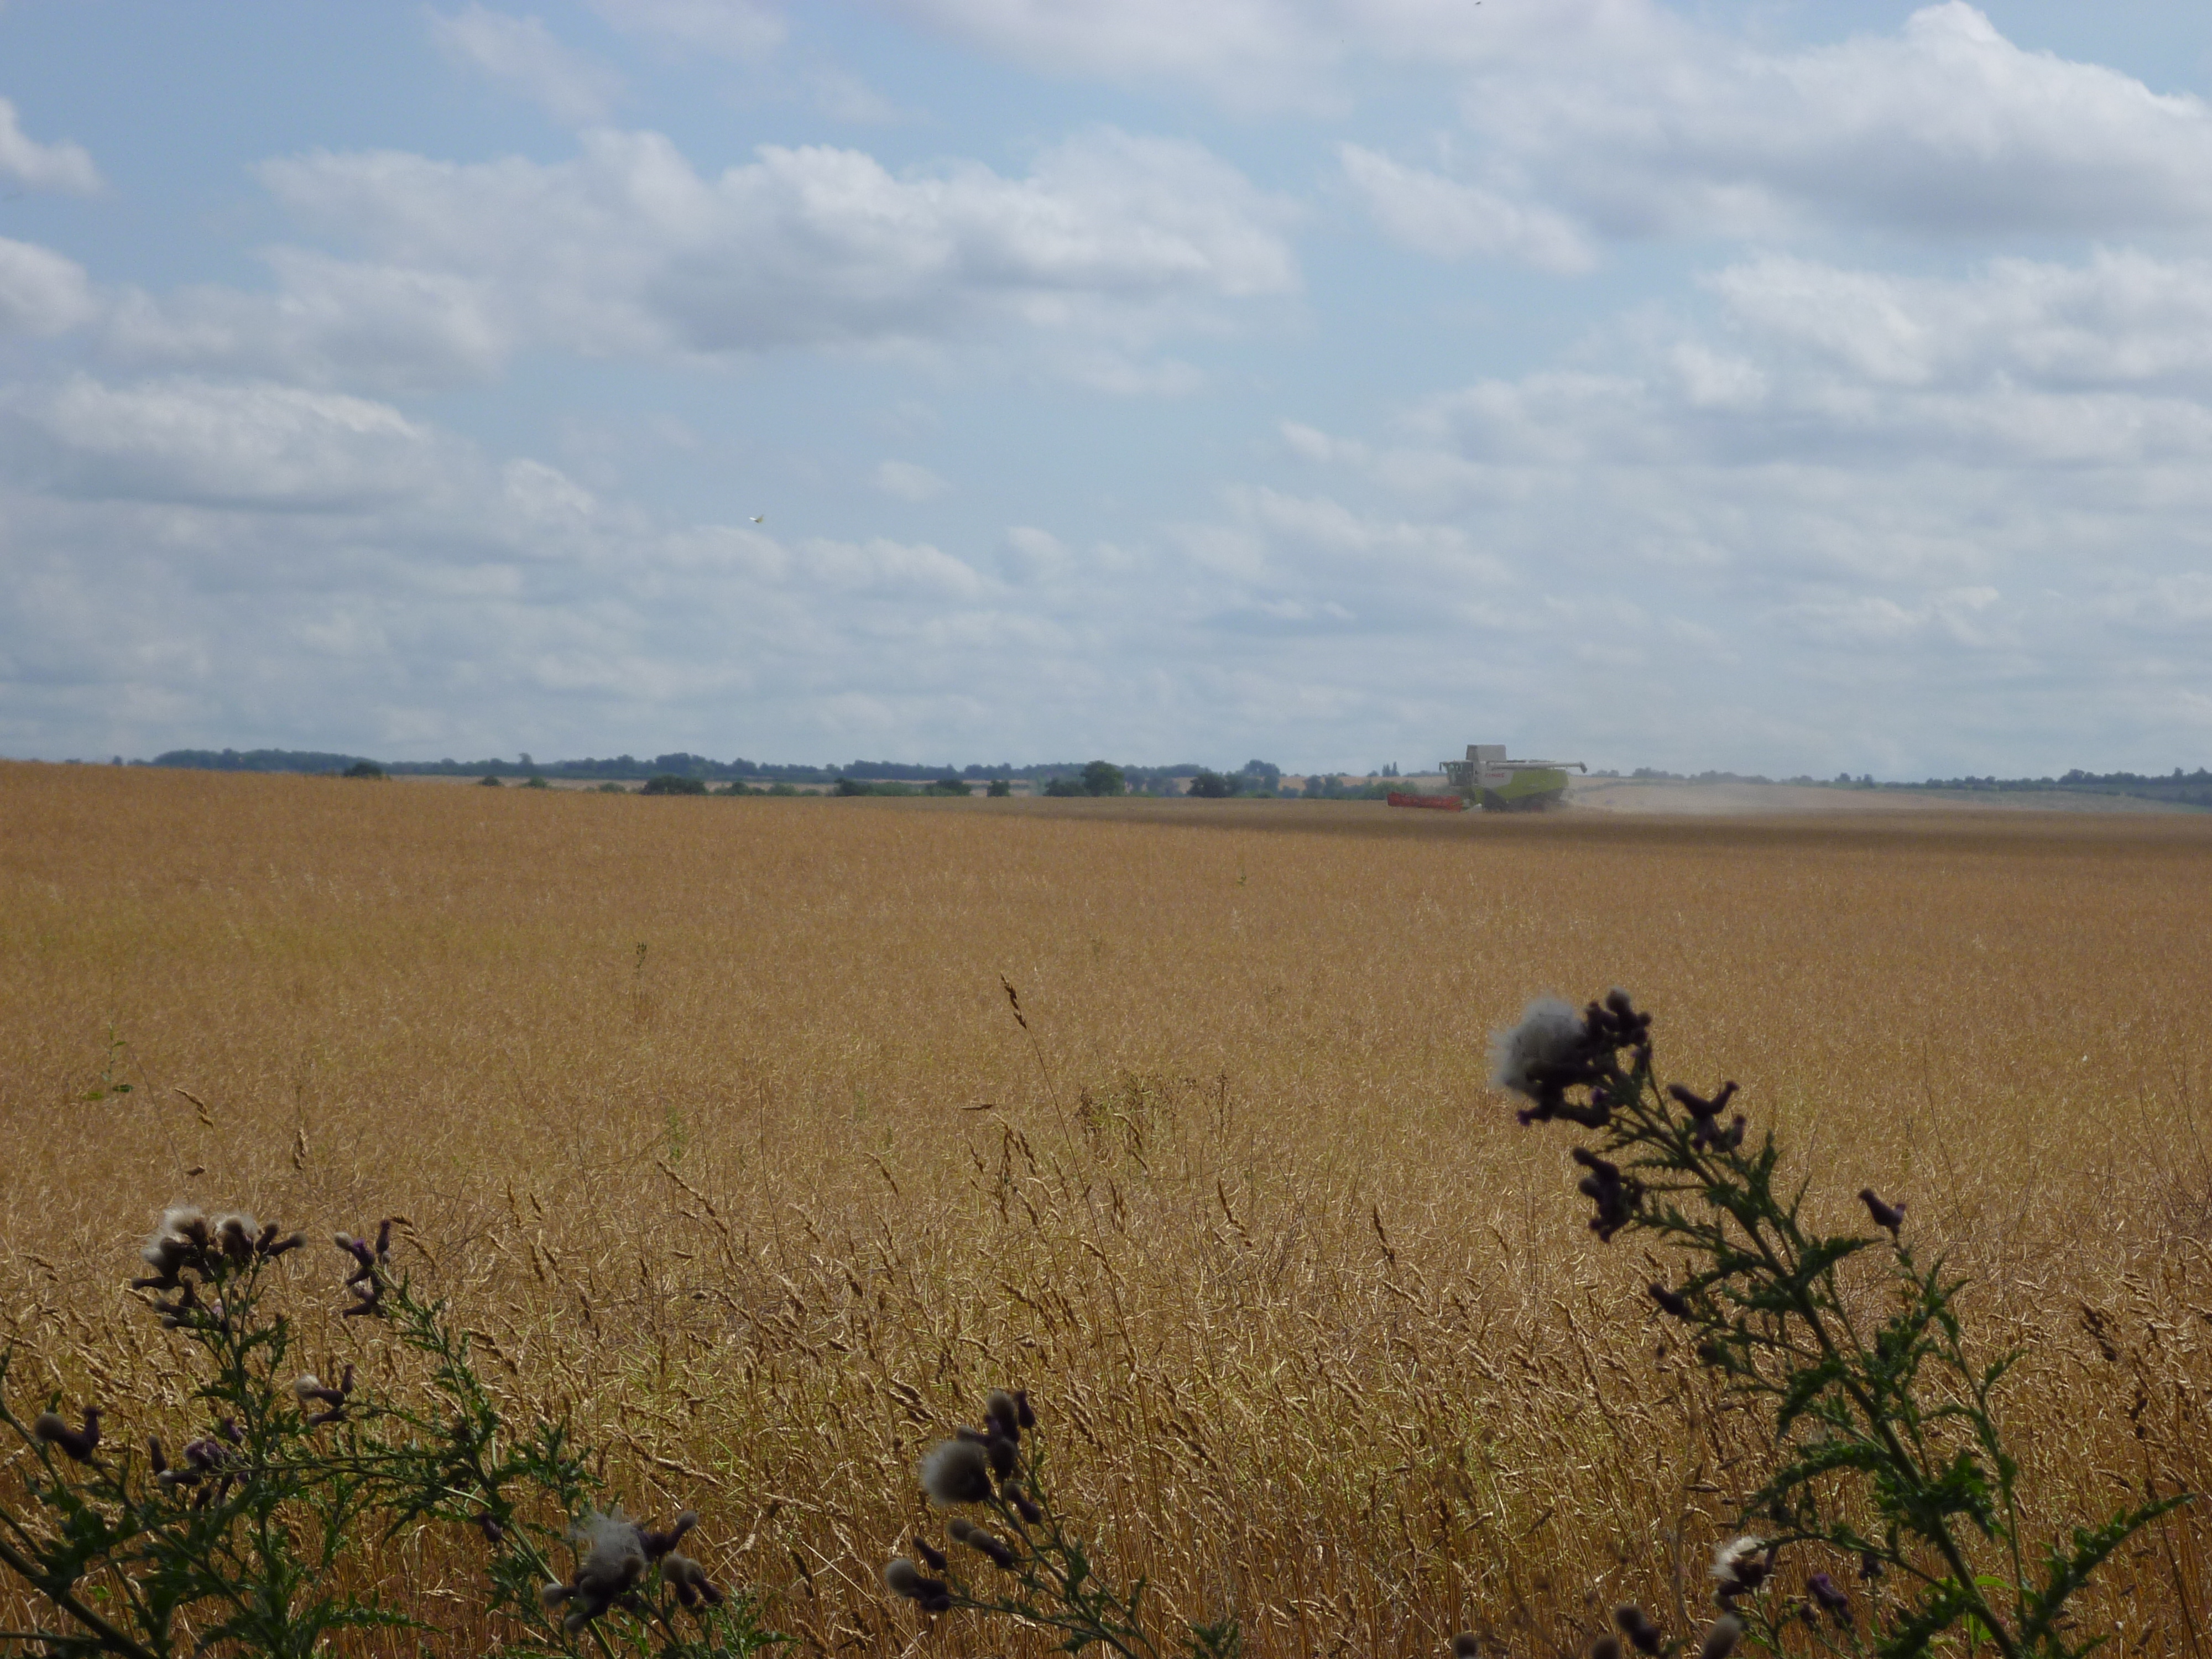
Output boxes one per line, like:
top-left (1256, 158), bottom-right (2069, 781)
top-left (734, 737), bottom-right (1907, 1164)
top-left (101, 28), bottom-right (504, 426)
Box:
top-left (1387, 744), bottom-right (1587, 812)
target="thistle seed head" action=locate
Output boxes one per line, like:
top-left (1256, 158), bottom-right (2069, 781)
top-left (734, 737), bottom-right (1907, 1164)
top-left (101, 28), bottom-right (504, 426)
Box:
top-left (1489, 997), bottom-right (1585, 1100)
top-left (1699, 1616), bottom-right (1743, 1659)
top-left (1590, 1637), bottom-right (1622, 1659)
top-left (1648, 1281), bottom-right (1692, 1319)
top-left (666, 1552), bottom-right (724, 1609)
top-left (33, 1407), bottom-right (100, 1462)
top-left (1710, 1536), bottom-right (1771, 1600)
top-left (541, 1582), bottom-right (573, 1608)
top-left (641, 1510), bottom-right (699, 1559)
top-left (984, 1389), bottom-right (1022, 1441)
top-left (885, 1556), bottom-right (953, 1609)
top-left (919, 1438), bottom-right (995, 1506)
top-left (212, 1213), bottom-right (260, 1261)
top-left (1806, 1572), bottom-right (1851, 1627)
top-left (1859, 1188), bottom-right (1907, 1234)
top-left (572, 1506), bottom-right (647, 1596)
top-left (1614, 1605), bottom-right (1665, 1656)
top-left (1451, 1635), bottom-right (1482, 1659)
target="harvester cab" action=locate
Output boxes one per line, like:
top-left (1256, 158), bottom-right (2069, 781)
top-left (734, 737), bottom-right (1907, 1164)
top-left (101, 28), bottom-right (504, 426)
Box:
top-left (1441, 745), bottom-right (1585, 812)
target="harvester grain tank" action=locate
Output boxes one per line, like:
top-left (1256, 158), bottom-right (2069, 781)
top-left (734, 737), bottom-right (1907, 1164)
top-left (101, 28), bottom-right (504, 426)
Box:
top-left (1441, 744), bottom-right (1585, 811)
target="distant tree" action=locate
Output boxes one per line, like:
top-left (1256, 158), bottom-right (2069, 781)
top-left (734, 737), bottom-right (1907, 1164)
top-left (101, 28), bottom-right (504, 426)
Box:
top-left (836, 778), bottom-right (870, 796)
top-left (1081, 760), bottom-right (1126, 796)
top-left (523, 776), bottom-right (550, 790)
top-left (928, 777), bottom-right (973, 796)
top-left (596, 782), bottom-right (627, 794)
top-left (477, 774), bottom-right (502, 787)
top-left (1186, 770), bottom-right (1239, 799)
top-left (342, 761), bottom-right (385, 779)
top-left (641, 774), bottom-right (708, 795)
top-left (1041, 776), bottom-right (1086, 797)
top-left (1239, 759), bottom-right (1281, 790)
top-left (987, 779), bottom-right (1013, 797)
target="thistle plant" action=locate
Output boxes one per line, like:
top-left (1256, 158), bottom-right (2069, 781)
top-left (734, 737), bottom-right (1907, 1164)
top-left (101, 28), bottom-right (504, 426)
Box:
top-left (0, 1206), bottom-right (775, 1658)
top-left (881, 1388), bottom-right (1239, 1659)
top-left (1493, 991), bottom-right (2186, 1658)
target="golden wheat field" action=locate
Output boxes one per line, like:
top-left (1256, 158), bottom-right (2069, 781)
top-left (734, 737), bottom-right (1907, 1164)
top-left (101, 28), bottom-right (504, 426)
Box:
top-left (4, 760), bottom-right (2212, 1657)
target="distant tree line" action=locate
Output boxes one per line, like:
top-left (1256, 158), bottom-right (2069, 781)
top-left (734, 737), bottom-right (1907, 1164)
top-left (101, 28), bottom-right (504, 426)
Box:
top-left (143, 749), bottom-right (1301, 792)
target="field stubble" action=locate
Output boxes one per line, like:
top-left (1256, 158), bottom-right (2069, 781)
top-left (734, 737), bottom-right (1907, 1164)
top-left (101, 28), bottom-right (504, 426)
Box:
top-left (3, 763), bottom-right (2211, 1655)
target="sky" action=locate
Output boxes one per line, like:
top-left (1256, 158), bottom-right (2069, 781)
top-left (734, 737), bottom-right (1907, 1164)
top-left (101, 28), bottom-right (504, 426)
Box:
top-left (4, 2), bottom-right (2212, 777)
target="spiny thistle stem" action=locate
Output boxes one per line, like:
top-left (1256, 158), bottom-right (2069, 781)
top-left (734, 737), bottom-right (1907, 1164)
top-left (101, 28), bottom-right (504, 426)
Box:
top-left (889, 1389), bottom-right (1235, 1659)
top-left (1494, 990), bottom-right (2187, 1659)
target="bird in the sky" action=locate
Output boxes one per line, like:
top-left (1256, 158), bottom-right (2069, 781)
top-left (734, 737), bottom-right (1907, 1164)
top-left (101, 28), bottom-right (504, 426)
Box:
top-left (751, 515), bottom-right (765, 523)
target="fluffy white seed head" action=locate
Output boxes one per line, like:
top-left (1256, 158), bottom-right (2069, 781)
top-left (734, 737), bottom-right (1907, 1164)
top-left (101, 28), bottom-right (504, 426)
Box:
top-left (572, 1506), bottom-right (646, 1593)
top-left (883, 1557), bottom-right (926, 1598)
top-left (1709, 1536), bottom-right (1768, 1595)
top-left (1489, 997), bottom-right (1583, 1097)
top-left (919, 1439), bottom-right (994, 1506)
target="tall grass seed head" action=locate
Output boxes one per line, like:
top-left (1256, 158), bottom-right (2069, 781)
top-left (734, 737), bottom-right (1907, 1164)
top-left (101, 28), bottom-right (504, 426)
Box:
top-left (1489, 997), bottom-right (1584, 1099)
top-left (920, 1437), bottom-right (995, 1505)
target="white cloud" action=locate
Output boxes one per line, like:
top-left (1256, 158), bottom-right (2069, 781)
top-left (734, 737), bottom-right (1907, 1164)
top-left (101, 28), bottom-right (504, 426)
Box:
top-left (430, 6), bottom-right (625, 126)
top-left (914, 4), bottom-right (2212, 253)
top-left (873, 459), bottom-right (950, 500)
top-left (1336, 145), bottom-right (1594, 273)
top-left (2, 375), bottom-right (455, 509)
top-left (1710, 251), bottom-right (2212, 390)
top-left (0, 97), bottom-right (102, 195)
top-left (585, 0), bottom-right (785, 61)
top-left (0, 238), bottom-right (97, 337)
top-left (105, 250), bottom-right (510, 391)
top-left (1001, 523), bottom-right (1071, 581)
top-left (1458, 4), bottom-right (2212, 250)
top-left (797, 535), bottom-right (983, 596)
top-left (190, 126), bottom-right (1297, 380)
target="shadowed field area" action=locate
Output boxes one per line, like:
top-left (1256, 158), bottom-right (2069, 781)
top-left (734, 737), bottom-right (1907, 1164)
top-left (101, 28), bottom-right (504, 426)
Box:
top-left (4, 763), bottom-right (2211, 1655)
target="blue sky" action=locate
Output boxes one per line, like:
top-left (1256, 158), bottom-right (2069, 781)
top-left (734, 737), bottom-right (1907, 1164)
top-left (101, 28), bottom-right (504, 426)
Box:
top-left (4, 1), bottom-right (2212, 776)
